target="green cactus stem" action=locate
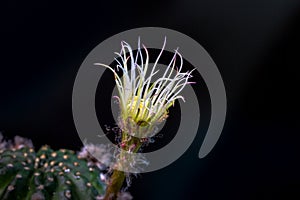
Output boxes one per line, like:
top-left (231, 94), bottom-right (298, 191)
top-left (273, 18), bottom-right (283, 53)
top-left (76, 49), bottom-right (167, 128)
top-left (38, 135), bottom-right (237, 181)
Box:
top-left (0, 145), bottom-right (106, 200)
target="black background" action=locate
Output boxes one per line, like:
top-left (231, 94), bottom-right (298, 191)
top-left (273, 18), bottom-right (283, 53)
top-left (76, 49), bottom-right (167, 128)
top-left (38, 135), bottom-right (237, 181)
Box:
top-left (1, 0), bottom-right (300, 199)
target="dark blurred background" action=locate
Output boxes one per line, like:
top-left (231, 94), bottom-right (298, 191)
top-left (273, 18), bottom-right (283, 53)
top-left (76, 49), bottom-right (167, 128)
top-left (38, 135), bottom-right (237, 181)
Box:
top-left (1, 0), bottom-right (300, 199)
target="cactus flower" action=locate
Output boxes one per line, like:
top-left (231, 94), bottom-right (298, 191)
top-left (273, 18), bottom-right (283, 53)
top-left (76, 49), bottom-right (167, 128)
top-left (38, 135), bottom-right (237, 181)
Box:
top-left (95, 38), bottom-right (194, 200)
top-left (95, 38), bottom-right (194, 138)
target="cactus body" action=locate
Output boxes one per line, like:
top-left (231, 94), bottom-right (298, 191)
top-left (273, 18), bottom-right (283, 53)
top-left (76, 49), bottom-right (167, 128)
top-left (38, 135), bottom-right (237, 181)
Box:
top-left (0, 146), bottom-right (106, 200)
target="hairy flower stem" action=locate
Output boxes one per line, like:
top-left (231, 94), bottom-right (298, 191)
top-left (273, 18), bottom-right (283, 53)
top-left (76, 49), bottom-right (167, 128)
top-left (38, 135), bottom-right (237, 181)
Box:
top-left (104, 170), bottom-right (126, 200)
top-left (104, 132), bottom-right (143, 200)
